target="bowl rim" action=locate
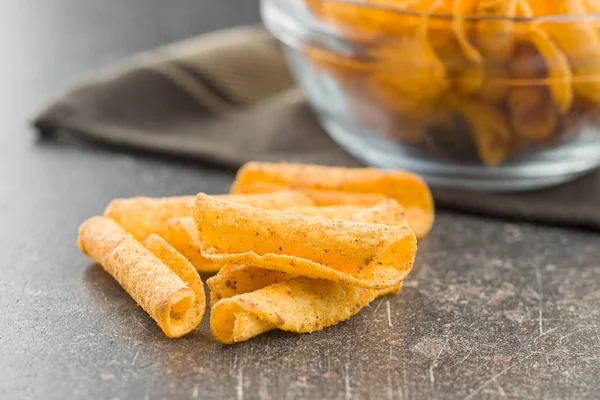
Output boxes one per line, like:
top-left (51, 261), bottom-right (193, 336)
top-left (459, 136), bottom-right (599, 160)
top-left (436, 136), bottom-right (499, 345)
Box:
top-left (312, 0), bottom-right (600, 23)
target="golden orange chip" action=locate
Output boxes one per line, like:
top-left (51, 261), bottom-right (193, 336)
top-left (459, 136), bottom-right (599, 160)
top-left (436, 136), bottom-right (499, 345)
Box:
top-left (524, 26), bottom-right (574, 114)
top-left (378, 282), bottom-right (404, 296)
top-left (364, 15), bottom-right (450, 113)
top-left (350, 198), bottom-right (411, 228)
top-left (230, 162), bottom-right (434, 237)
top-left (164, 217), bottom-right (221, 273)
top-left (78, 217), bottom-right (204, 338)
top-left (208, 199), bottom-right (409, 306)
top-left (165, 204), bottom-right (378, 275)
top-left (193, 194), bottom-right (416, 289)
top-left (306, 0), bottom-right (324, 17)
top-left (236, 181), bottom-right (389, 207)
top-left (474, 0), bottom-right (518, 63)
top-left (479, 66), bottom-right (510, 103)
top-left (209, 264), bottom-right (403, 305)
top-left (304, 45), bottom-right (374, 84)
top-left (221, 191), bottom-right (316, 209)
top-left (210, 277), bottom-right (403, 344)
top-left (104, 191), bottom-right (315, 241)
top-left (527, 1), bottom-right (600, 103)
top-left (508, 86), bottom-right (558, 143)
top-left (453, 98), bottom-right (513, 166)
top-left (207, 265), bottom-right (293, 306)
top-left (318, 0), bottom-right (421, 43)
top-left (104, 196), bottom-right (193, 241)
top-left (141, 234), bottom-right (206, 336)
top-left (283, 205), bottom-right (367, 219)
top-left (583, 0), bottom-right (600, 12)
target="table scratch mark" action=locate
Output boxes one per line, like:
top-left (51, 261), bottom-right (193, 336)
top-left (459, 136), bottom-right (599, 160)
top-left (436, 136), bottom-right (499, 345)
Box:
top-left (237, 366), bottom-right (244, 400)
top-left (387, 372), bottom-right (393, 400)
top-left (463, 352), bottom-right (537, 400)
top-left (435, 338), bottom-right (449, 361)
top-left (386, 301), bottom-right (393, 328)
top-left (533, 327), bottom-right (557, 342)
top-left (131, 314), bottom-right (149, 333)
top-left (534, 267), bottom-right (544, 335)
top-left (429, 338), bottom-right (448, 388)
top-left (345, 364), bottom-right (351, 400)
top-left (372, 299), bottom-right (384, 315)
top-left (593, 324), bottom-right (600, 349)
top-left (131, 347), bottom-right (141, 366)
top-left (397, 385), bottom-right (404, 400)
top-left (453, 345), bottom-right (475, 366)
top-left (559, 327), bottom-right (586, 343)
top-left (543, 351), bottom-right (550, 366)
top-left (495, 381), bottom-right (507, 398)
top-left (429, 367), bottom-right (435, 387)
top-left (527, 286), bottom-right (540, 300)
top-left (537, 302), bottom-right (544, 335)
top-left (402, 362), bottom-right (408, 400)
top-left (258, 371), bottom-right (269, 400)
top-left (24, 348), bottom-right (45, 370)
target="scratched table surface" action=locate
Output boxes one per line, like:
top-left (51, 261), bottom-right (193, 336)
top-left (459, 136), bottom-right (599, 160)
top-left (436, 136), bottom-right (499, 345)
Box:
top-left (2, 1), bottom-right (600, 399)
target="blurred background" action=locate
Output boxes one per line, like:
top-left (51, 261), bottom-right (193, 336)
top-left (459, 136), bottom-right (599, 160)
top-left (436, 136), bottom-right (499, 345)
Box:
top-left (1, 0), bottom-right (258, 118)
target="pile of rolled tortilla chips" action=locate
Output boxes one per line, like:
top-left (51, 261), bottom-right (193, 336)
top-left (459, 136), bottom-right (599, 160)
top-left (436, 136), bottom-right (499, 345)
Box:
top-left (78, 162), bottom-right (434, 343)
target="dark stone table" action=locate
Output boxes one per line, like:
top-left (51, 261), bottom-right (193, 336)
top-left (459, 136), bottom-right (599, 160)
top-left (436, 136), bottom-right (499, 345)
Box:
top-left (2, 1), bottom-right (599, 399)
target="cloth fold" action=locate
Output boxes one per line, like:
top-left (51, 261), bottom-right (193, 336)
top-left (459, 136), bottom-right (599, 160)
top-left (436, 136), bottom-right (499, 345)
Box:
top-left (34, 26), bottom-right (600, 231)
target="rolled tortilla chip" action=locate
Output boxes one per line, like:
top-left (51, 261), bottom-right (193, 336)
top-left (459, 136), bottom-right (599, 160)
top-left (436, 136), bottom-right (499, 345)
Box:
top-left (230, 162), bottom-right (434, 238)
top-left (283, 205), bottom-right (367, 219)
top-left (208, 199), bottom-right (410, 306)
top-left (104, 191), bottom-right (315, 240)
top-left (164, 217), bottom-right (221, 273)
top-left (165, 203), bottom-right (387, 273)
top-left (208, 265), bottom-right (402, 307)
top-left (236, 182), bottom-right (389, 207)
top-left (165, 204), bottom-right (388, 273)
top-left (350, 199), bottom-right (411, 228)
top-left (286, 200), bottom-right (410, 231)
top-left (105, 196), bottom-right (192, 241)
top-left (207, 265), bottom-right (293, 306)
top-left (193, 194), bottom-right (416, 289)
top-left (211, 277), bottom-right (403, 344)
top-left (78, 217), bottom-right (205, 338)
top-left (141, 234), bottom-right (206, 335)
top-left (220, 191), bottom-right (315, 209)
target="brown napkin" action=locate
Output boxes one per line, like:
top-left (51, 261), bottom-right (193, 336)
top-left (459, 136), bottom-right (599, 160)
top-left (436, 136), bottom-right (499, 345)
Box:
top-left (34, 27), bottom-right (600, 231)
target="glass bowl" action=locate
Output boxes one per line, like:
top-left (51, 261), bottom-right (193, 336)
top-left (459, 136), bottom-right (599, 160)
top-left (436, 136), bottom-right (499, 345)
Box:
top-left (261, 0), bottom-right (600, 191)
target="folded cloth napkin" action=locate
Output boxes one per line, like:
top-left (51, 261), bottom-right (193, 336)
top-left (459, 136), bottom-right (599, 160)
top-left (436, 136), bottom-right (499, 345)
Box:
top-left (34, 26), bottom-right (600, 231)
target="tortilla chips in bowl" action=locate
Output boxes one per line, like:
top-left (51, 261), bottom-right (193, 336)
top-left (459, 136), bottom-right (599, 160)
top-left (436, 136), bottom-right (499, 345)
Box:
top-left (262, 0), bottom-right (600, 190)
